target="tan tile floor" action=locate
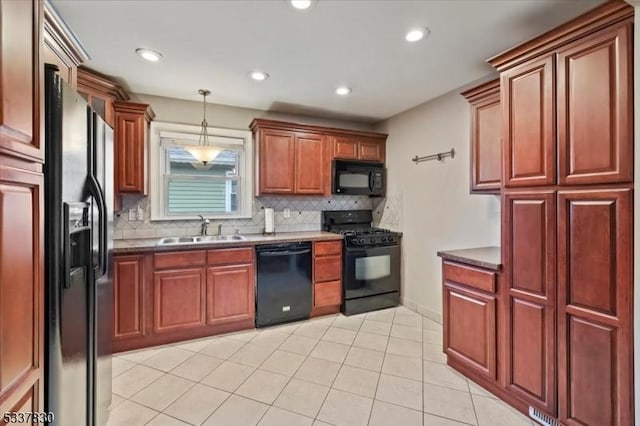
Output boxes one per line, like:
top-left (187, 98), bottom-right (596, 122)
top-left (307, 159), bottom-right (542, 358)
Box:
top-left (108, 306), bottom-right (538, 426)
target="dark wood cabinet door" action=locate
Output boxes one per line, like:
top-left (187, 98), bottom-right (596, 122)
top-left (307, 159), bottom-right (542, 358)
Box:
top-left (557, 189), bottom-right (632, 426)
top-left (259, 130), bottom-right (295, 194)
top-left (501, 55), bottom-right (555, 187)
top-left (153, 268), bottom-right (206, 333)
top-left (113, 255), bottom-right (145, 340)
top-left (332, 136), bottom-right (358, 160)
top-left (557, 23), bottom-right (632, 186)
top-left (464, 80), bottom-right (501, 192)
top-left (0, 0), bottom-right (41, 162)
top-left (443, 282), bottom-right (497, 380)
top-left (358, 139), bottom-right (385, 162)
top-left (0, 160), bottom-right (44, 414)
top-left (502, 191), bottom-right (556, 415)
top-left (206, 264), bottom-right (254, 325)
top-left (114, 107), bottom-right (146, 194)
top-left (294, 133), bottom-right (325, 195)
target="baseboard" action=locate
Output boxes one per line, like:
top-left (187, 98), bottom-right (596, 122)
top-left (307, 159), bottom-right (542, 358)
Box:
top-left (400, 296), bottom-right (442, 324)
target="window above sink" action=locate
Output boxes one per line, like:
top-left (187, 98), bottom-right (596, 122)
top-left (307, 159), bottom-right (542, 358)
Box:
top-left (148, 122), bottom-right (254, 221)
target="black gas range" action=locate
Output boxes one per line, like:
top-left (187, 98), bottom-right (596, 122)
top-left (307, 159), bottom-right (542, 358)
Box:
top-left (323, 210), bottom-right (400, 315)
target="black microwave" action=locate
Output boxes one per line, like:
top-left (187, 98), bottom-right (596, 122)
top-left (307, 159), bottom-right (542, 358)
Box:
top-left (332, 160), bottom-right (386, 196)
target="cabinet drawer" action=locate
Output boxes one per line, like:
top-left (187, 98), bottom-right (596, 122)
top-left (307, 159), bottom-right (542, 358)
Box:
top-left (207, 247), bottom-right (254, 265)
top-left (443, 262), bottom-right (496, 293)
top-left (154, 251), bottom-right (206, 269)
top-left (314, 280), bottom-right (342, 307)
top-left (314, 240), bottom-right (342, 256)
top-left (314, 255), bottom-right (342, 282)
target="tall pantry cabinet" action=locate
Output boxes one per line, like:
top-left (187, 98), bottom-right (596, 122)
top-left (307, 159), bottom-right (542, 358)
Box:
top-left (0, 0), bottom-right (45, 417)
top-left (490, 2), bottom-right (634, 425)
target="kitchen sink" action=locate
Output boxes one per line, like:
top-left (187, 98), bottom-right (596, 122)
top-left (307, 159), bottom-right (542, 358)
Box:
top-left (195, 235), bottom-right (247, 242)
top-left (157, 235), bottom-right (247, 246)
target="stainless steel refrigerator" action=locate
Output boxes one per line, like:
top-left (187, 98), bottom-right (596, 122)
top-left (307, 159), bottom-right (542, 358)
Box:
top-left (44, 64), bottom-right (113, 426)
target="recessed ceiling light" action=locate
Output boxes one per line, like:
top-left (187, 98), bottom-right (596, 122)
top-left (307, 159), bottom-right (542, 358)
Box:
top-left (251, 71), bottom-right (269, 81)
top-left (290, 0), bottom-right (315, 10)
top-left (336, 86), bottom-right (351, 96)
top-left (135, 48), bottom-right (163, 62)
top-left (405, 27), bottom-right (430, 42)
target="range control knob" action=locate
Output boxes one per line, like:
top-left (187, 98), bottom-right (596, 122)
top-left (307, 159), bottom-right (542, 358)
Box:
top-left (370, 238), bottom-right (377, 244)
top-left (358, 239), bottom-right (365, 244)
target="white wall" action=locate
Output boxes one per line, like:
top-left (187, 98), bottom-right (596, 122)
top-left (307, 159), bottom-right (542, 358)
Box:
top-left (130, 93), bottom-right (374, 132)
top-left (375, 84), bottom-right (500, 321)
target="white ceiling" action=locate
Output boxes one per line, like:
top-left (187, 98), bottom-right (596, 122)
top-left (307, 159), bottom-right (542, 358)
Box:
top-left (53, 0), bottom-right (602, 123)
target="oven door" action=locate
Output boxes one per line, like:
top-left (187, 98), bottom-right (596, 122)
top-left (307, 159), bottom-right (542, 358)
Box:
top-left (343, 244), bottom-right (400, 300)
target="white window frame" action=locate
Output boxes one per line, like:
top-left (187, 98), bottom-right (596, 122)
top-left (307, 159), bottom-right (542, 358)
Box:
top-left (149, 121), bottom-right (253, 221)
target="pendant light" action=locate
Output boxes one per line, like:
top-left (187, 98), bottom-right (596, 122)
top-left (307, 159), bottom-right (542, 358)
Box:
top-left (184, 89), bottom-right (221, 165)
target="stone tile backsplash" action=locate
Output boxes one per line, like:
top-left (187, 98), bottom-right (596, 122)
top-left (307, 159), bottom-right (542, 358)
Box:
top-left (114, 194), bottom-right (376, 240)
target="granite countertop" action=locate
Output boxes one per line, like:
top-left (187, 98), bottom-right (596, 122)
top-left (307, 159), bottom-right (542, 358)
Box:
top-left (437, 246), bottom-right (502, 271)
top-left (113, 231), bottom-right (343, 254)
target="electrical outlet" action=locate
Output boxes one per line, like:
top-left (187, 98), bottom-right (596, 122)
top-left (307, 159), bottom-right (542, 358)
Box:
top-left (128, 208), bottom-right (137, 221)
top-left (137, 206), bottom-right (144, 221)
top-left (283, 208), bottom-right (291, 218)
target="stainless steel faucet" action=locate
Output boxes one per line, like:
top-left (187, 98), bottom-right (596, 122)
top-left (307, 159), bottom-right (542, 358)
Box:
top-left (198, 215), bottom-right (210, 236)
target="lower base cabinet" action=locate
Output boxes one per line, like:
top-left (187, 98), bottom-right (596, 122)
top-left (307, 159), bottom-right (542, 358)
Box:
top-left (312, 241), bottom-right (343, 316)
top-left (113, 247), bottom-right (255, 352)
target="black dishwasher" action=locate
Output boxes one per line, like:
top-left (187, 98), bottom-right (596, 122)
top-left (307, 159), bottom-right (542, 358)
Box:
top-left (256, 242), bottom-right (312, 328)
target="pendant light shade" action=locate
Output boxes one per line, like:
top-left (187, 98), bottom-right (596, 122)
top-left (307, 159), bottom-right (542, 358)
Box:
top-left (185, 89), bottom-right (221, 165)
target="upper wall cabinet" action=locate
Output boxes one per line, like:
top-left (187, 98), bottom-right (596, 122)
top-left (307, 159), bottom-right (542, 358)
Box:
top-left (332, 135), bottom-right (386, 163)
top-left (77, 67), bottom-right (129, 128)
top-left (461, 79), bottom-right (501, 193)
top-left (556, 23), bottom-right (632, 186)
top-left (43, 2), bottom-right (89, 90)
top-left (114, 102), bottom-right (155, 196)
top-left (490, 4), bottom-right (633, 188)
top-left (250, 119), bottom-right (387, 196)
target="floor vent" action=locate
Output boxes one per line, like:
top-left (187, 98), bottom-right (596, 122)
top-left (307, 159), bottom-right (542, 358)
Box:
top-left (529, 406), bottom-right (560, 426)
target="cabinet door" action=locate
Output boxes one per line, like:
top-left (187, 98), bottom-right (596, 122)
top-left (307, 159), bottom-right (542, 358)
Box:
top-left (0, 160), bottom-right (44, 414)
top-left (502, 191), bottom-right (556, 415)
top-left (206, 264), bottom-right (254, 325)
top-left (294, 133), bottom-right (325, 194)
top-left (153, 269), bottom-right (206, 333)
top-left (470, 88), bottom-right (501, 192)
top-left (557, 189), bottom-right (632, 426)
top-left (0, 0), bottom-right (41, 161)
top-left (501, 55), bottom-right (555, 187)
top-left (443, 282), bottom-right (497, 380)
top-left (358, 139), bottom-right (385, 162)
top-left (113, 255), bottom-right (145, 340)
top-left (259, 130), bottom-right (295, 194)
top-left (557, 23), bottom-right (632, 186)
top-left (332, 136), bottom-right (358, 159)
top-left (115, 110), bottom-right (146, 194)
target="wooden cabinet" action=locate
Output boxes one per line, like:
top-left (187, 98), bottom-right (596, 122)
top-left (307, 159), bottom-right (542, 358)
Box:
top-left (256, 127), bottom-right (325, 195)
top-left (113, 255), bottom-right (146, 341)
top-left (207, 264), bottom-right (254, 325)
top-left (500, 55), bottom-right (555, 188)
top-left (153, 268), bottom-right (207, 333)
top-left (77, 68), bottom-right (128, 128)
top-left (502, 191), bottom-right (556, 415)
top-left (557, 23), bottom-right (632, 186)
top-left (0, 159), bottom-right (44, 419)
top-left (114, 102), bottom-right (154, 195)
top-left (0, 0), bottom-right (45, 417)
top-left (461, 79), bottom-right (501, 193)
top-left (113, 247), bottom-right (255, 352)
top-left (557, 189), bottom-right (632, 426)
top-left (442, 262), bottom-right (498, 381)
top-left (312, 241), bottom-right (343, 316)
top-left (251, 119), bottom-right (387, 196)
top-left (331, 135), bottom-right (385, 163)
top-left (42, 2), bottom-right (88, 89)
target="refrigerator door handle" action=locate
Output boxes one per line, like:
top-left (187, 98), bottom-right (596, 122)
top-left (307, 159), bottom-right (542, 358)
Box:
top-left (88, 175), bottom-right (107, 277)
